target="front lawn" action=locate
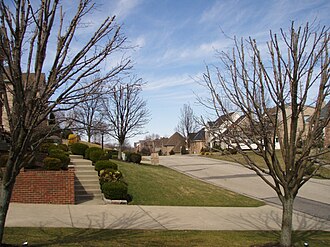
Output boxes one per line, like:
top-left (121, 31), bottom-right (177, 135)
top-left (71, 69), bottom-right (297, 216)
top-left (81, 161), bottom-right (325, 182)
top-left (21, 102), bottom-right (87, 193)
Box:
top-left (3, 228), bottom-right (330, 247)
top-left (115, 160), bottom-right (263, 207)
top-left (207, 150), bottom-right (330, 179)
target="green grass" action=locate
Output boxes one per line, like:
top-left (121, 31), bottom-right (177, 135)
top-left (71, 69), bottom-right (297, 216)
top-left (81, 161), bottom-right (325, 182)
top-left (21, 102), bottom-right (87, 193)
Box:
top-left (115, 160), bottom-right (263, 207)
top-left (3, 228), bottom-right (330, 246)
top-left (207, 150), bottom-right (330, 179)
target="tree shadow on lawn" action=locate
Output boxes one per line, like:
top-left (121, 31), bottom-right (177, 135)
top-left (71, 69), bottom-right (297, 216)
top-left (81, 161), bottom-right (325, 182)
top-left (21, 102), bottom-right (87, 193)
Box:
top-left (4, 209), bottom-right (177, 246)
top-left (229, 207), bottom-right (330, 246)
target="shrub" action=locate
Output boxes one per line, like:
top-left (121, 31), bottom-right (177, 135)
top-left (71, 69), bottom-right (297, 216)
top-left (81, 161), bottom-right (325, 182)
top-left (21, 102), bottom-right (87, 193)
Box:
top-left (99, 169), bottom-right (122, 185)
top-left (226, 148), bottom-right (238, 155)
top-left (140, 147), bottom-right (151, 156)
top-left (169, 149), bottom-right (175, 155)
top-left (108, 149), bottom-right (119, 156)
top-left (48, 149), bottom-right (70, 169)
top-left (39, 142), bottom-right (54, 153)
top-left (47, 143), bottom-right (60, 153)
top-left (89, 148), bottom-right (108, 163)
top-left (71, 143), bottom-right (89, 155)
top-left (305, 165), bottom-right (318, 176)
top-left (43, 157), bottom-right (62, 170)
top-left (58, 144), bottom-right (69, 152)
top-left (85, 147), bottom-right (101, 159)
top-left (181, 145), bottom-right (188, 155)
top-left (130, 153), bottom-right (142, 164)
top-left (95, 160), bottom-right (118, 172)
top-left (101, 181), bottom-right (128, 200)
top-left (0, 154), bottom-right (9, 167)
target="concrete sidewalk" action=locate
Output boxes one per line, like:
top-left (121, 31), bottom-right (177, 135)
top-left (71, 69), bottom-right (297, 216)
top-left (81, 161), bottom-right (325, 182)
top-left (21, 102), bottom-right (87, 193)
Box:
top-left (6, 203), bottom-right (330, 231)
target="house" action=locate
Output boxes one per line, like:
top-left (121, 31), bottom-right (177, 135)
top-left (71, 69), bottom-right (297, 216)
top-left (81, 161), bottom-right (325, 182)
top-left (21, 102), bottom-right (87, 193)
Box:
top-left (163, 132), bottom-right (185, 155)
top-left (205, 112), bottom-right (241, 149)
top-left (189, 128), bottom-right (206, 154)
top-left (135, 137), bottom-right (169, 154)
top-left (1, 72), bottom-right (46, 132)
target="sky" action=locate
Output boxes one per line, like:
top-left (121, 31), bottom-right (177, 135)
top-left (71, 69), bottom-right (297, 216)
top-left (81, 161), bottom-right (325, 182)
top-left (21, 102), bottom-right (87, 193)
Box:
top-left (33, 0), bottom-right (330, 145)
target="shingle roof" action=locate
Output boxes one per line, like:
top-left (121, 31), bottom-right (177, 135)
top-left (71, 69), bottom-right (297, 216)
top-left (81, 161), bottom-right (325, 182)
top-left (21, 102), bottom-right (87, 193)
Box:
top-left (164, 132), bottom-right (185, 153)
top-left (208, 112), bottom-right (235, 128)
top-left (191, 128), bottom-right (205, 141)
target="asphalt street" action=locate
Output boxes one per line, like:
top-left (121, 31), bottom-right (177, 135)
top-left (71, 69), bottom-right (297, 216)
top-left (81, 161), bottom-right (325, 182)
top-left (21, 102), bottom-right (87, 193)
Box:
top-left (158, 155), bottom-right (330, 221)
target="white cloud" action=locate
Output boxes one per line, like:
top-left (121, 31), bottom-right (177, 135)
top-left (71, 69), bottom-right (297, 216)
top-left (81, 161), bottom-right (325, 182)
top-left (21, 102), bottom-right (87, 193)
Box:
top-left (113, 0), bottom-right (142, 20)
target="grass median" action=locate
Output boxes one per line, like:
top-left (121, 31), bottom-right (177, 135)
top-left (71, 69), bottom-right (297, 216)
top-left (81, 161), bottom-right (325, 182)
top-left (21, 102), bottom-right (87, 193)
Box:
top-left (3, 228), bottom-right (330, 246)
top-left (115, 160), bottom-right (263, 207)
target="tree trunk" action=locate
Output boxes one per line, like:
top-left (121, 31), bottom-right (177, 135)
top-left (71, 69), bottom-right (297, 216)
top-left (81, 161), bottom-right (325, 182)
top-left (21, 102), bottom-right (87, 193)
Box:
top-left (87, 126), bottom-right (91, 143)
top-left (280, 195), bottom-right (294, 247)
top-left (0, 181), bottom-right (15, 244)
top-left (118, 145), bottom-right (122, 160)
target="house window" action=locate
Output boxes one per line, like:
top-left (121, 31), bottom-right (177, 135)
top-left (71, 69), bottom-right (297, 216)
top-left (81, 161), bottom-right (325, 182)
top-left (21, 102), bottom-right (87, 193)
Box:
top-left (304, 115), bottom-right (310, 122)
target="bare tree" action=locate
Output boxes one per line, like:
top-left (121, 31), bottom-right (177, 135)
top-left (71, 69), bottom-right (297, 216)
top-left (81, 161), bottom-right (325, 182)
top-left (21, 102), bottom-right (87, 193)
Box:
top-left (68, 80), bottom-right (107, 142)
top-left (102, 78), bottom-right (150, 159)
top-left (176, 104), bottom-right (199, 147)
top-left (198, 23), bottom-right (329, 247)
top-left (0, 0), bottom-right (131, 243)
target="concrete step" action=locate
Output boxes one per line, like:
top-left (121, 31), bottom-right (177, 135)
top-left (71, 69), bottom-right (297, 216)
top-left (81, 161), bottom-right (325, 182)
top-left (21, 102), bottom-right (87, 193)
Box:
top-left (74, 165), bottom-right (95, 171)
top-left (71, 155), bottom-right (104, 205)
top-left (74, 170), bottom-right (98, 176)
top-left (75, 188), bottom-right (102, 195)
top-left (74, 178), bottom-right (99, 185)
top-left (69, 155), bottom-right (84, 159)
top-left (75, 184), bottom-right (100, 191)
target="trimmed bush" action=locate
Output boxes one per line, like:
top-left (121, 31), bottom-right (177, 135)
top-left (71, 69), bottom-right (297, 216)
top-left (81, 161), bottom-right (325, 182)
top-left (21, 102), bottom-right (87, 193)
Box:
top-left (39, 142), bottom-right (54, 153)
top-left (169, 149), bottom-right (175, 155)
top-left (95, 160), bottom-right (118, 172)
top-left (85, 147), bottom-right (101, 159)
top-left (58, 144), bottom-right (69, 152)
top-left (71, 143), bottom-right (89, 155)
top-left (101, 181), bottom-right (128, 200)
top-left (99, 168), bottom-right (123, 185)
top-left (89, 148), bottom-right (108, 163)
top-left (130, 153), bottom-right (142, 164)
top-left (43, 157), bottom-right (62, 170)
top-left (108, 149), bottom-right (118, 155)
top-left (48, 149), bottom-right (70, 169)
top-left (305, 165), bottom-right (318, 176)
top-left (89, 149), bottom-right (106, 163)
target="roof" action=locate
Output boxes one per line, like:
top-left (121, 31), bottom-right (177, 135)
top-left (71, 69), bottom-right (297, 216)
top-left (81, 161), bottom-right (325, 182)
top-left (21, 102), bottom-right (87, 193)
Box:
top-left (191, 128), bottom-right (205, 141)
top-left (208, 112), bottom-right (235, 128)
top-left (164, 132), bottom-right (185, 153)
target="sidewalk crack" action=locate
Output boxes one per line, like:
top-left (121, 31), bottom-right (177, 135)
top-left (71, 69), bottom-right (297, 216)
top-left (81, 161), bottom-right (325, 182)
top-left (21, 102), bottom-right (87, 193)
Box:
top-left (138, 206), bottom-right (168, 230)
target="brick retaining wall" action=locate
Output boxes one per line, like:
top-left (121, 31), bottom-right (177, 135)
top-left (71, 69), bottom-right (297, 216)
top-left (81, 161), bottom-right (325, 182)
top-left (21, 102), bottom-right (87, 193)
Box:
top-left (11, 168), bottom-right (75, 204)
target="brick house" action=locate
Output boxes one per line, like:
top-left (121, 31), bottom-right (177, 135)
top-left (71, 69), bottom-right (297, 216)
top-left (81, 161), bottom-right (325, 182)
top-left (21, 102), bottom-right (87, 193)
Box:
top-left (163, 132), bottom-right (185, 155)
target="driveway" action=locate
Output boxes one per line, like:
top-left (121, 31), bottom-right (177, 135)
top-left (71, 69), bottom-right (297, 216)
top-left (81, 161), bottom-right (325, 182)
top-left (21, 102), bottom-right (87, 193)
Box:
top-left (158, 155), bottom-right (330, 221)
